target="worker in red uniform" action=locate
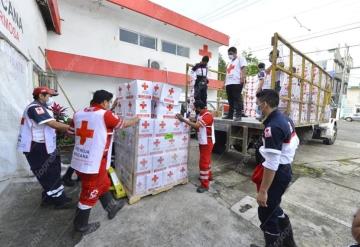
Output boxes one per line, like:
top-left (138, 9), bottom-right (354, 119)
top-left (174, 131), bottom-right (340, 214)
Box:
top-left (176, 100), bottom-right (215, 193)
top-left (69, 90), bottom-right (139, 235)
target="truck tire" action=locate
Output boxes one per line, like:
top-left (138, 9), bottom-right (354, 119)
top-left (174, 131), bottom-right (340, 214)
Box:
top-left (213, 131), bottom-right (226, 154)
top-left (323, 124), bottom-right (337, 145)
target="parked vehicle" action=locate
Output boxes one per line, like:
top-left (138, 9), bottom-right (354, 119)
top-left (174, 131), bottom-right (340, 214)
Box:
top-left (345, 113), bottom-right (360, 122)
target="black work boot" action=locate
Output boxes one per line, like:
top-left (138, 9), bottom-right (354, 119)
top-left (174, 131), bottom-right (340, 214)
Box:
top-left (222, 114), bottom-right (233, 120)
top-left (264, 231), bottom-right (282, 247)
top-left (73, 208), bottom-right (100, 235)
top-left (233, 112), bottom-right (242, 121)
top-left (99, 192), bottom-right (126, 220)
top-left (279, 214), bottom-right (297, 247)
top-left (62, 167), bottom-right (76, 187)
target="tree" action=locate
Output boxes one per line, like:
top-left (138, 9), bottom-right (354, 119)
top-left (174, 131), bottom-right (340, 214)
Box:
top-left (242, 50), bottom-right (259, 76)
top-left (217, 54), bottom-right (227, 99)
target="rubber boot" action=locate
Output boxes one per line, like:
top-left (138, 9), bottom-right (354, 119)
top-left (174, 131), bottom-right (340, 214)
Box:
top-left (233, 112), bottom-right (242, 121)
top-left (73, 208), bottom-right (100, 235)
top-left (264, 231), bottom-right (282, 247)
top-left (99, 192), bottom-right (126, 219)
top-left (62, 167), bottom-right (76, 187)
top-left (279, 214), bottom-right (297, 247)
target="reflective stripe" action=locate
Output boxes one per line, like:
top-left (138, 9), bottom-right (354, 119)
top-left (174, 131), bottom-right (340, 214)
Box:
top-left (199, 170), bottom-right (209, 174)
top-left (200, 175), bottom-right (209, 179)
top-left (78, 202), bottom-right (92, 210)
top-left (46, 185), bottom-right (64, 196)
top-left (51, 190), bottom-right (63, 198)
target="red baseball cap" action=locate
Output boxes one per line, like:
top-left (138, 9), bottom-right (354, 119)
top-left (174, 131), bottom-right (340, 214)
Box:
top-left (32, 86), bottom-right (59, 96)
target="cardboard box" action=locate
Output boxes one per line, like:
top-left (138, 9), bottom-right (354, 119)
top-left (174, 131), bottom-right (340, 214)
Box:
top-left (167, 151), bottom-right (181, 167)
top-left (138, 119), bottom-right (154, 137)
top-left (125, 99), bottom-right (152, 118)
top-left (147, 171), bottom-right (163, 190)
top-left (115, 99), bottom-right (125, 116)
top-left (177, 165), bottom-right (188, 180)
top-left (152, 82), bottom-right (163, 100)
top-left (154, 119), bottom-right (173, 136)
top-left (137, 137), bottom-right (149, 156)
top-left (135, 155), bottom-right (152, 173)
top-left (117, 84), bottom-right (125, 100)
top-left (176, 134), bottom-right (189, 150)
top-left (159, 84), bottom-right (182, 105)
top-left (180, 122), bottom-right (190, 134)
top-left (134, 173), bottom-right (147, 195)
top-left (152, 153), bottom-right (168, 171)
top-left (163, 136), bottom-right (177, 152)
top-left (155, 102), bottom-right (181, 119)
top-left (163, 168), bottom-right (177, 186)
top-left (149, 137), bottom-right (164, 155)
top-left (126, 80), bottom-right (153, 100)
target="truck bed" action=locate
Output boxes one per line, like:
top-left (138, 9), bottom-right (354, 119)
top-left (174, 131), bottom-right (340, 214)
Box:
top-left (214, 117), bottom-right (263, 130)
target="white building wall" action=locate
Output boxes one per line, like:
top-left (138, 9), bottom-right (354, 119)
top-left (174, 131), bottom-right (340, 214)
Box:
top-left (0, 0), bottom-right (49, 179)
top-left (47, 0), bottom-right (220, 78)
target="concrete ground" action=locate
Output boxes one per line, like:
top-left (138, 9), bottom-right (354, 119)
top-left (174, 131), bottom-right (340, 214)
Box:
top-left (0, 120), bottom-right (359, 247)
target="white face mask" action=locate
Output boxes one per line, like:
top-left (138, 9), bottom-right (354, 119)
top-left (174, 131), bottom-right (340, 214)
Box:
top-left (228, 54), bottom-right (235, 60)
top-left (46, 97), bottom-right (54, 107)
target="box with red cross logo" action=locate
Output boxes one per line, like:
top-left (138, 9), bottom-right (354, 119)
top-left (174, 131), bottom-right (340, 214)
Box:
top-left (148, 137), bottom-right (164, 155)
top-left (175, 134), bottom-right (189, 151)
top-left (154, 119), bottom-right (173, 136)
top-left (152, 82), bottom-right (163, 101)
top-left (163, 136), bottom-right (177, 152)
top-left (163, 168), bottom-right (177, 186)
top-left (146, 171), bottom-right (163, 191)
top-left (159, 84), bottom-right (182, 105)
top-left (117, 84), bottom-right (125, 100)
top-left (138, 119), bottom-right (154, 136)
top-left (152, 153), bottom-right (168, 171)
top-left (134, 173), bottom-right (147, 195)
top-left (166, 118), bottom-right (182, 134)
top-left (154, 102), bottom-right (181, 119)
top-left (137, 137), bottom-right (149, 156)
top-left (125, 80), bottom-right (153, 100)
top-left (167, 151), bottom-right (181, 167)
top-left (124, 99), bottom-right (152, 118)
top-left (176, 165), bottom-right (188, 181)
top-left (135, 155), bottom-right (152, 173)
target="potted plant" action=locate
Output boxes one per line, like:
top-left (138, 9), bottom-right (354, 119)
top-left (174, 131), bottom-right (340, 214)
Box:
top-left (51, 102), bottom-right (75, 164)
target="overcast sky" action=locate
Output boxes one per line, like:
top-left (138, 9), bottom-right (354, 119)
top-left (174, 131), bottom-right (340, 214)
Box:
top-left (151, 0), bottom-right (360, 86)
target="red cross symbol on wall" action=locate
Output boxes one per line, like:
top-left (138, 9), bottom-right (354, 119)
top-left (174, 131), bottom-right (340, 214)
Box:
top-left (157, 157), bottom-right (164, 164)
top-left (140, 101), bottom-right (147, 109)
top-left (142, 121), bottom-right (149, 129)
top-left (154, 139), bottom-right (161, 147)
top-left (168, 88), bottom-right (174, 95)
top-left (141, 83), bottom-right (148, 90)
top-left (159, 121), bottom-right (166, 129)
top-left (152, 174), bottom-right (159, 183)
top-left (76, 121), bottom-right (94, 145)
top-left (227, 64), bottom-right (235, 74)
top-left (154, 84), bottom-right (160, 92)
top-left (166, 104), bottom-right (173, 112)
top-left (199, 44), bottom-right (212, 58)
top-left (140, 159), bottom-right (148, 167)
top-left (168, 171), bottom-right (174, 177)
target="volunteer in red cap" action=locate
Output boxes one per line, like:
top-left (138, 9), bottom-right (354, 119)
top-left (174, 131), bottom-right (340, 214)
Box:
top-left (17, 86), bottom-right (74, 209)
top-left (176, 100), bottom-right (215, 193)
top-left (69, 90), bottom-right (139, 236)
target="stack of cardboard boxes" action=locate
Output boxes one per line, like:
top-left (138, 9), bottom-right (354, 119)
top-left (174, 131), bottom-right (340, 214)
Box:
top-left (114, 80), bottom-right (189, 201)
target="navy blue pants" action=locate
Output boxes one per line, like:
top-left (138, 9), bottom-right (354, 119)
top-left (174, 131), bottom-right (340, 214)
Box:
top-left (25, 142), bottom-right (65, 203)
top-left (258, 164), bottom-right (292, 235)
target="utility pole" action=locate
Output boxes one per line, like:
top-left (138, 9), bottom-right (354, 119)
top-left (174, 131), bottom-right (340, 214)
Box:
top-left (336, 44), bottom-right (350, 120)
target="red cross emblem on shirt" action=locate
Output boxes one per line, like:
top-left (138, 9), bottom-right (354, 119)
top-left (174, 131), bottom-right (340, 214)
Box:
top-left (227, 64), bottom-right (235, 74)
top-left (76, 121), bottom-right (94, 145)
top-left (168, 171), bottom-right (174, 177)
top-left (126, 83), bottom-right (131, 91)
top-left (168, 88), bottom-right (174, 95)
top-left (154, 84), bottom-right (160, 92)
top-left (157, 156), bottom-right (164, 164)
top-left (166, 104), bottom-right (173, 112)
top-left (141, 83), bottom-right (148, 90)
top-left (140, 159), bottom-right (148, 167)
top-left (140, 101), bottom-right (147, 109)
top-left (152, 174), bottom-right (159, 183)
top-left (154, 139), bottom-right (161, 147)
top-left (159, 121), bottom-right (166, 129)
top-left (142, 121), bottom-right (150, 129)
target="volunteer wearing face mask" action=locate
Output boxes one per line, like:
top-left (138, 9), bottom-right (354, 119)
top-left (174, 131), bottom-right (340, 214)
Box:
top-left (17, 86), bottom-right (74, 209)
top-left (223, 46), bottom-right (247, 121)
top-left (251, 89), bottom-right (299, 247)
top-left (70, 90), bottom-right (139, 236)
top-left (176, 100), bottom-right (215, 193)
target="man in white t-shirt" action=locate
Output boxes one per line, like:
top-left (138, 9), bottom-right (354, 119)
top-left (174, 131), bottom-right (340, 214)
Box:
top-left (223, 46), bottom-right (247, 121)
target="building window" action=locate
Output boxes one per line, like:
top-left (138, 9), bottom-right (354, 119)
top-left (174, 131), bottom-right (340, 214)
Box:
top-left (120, 28), bottom-right (157, 50)
top-left (162, 40), bottom-right (190, 57)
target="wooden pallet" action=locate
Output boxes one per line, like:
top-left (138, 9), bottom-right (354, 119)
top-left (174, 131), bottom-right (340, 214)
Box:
top-left (126, 178), bottom-right (188, 205)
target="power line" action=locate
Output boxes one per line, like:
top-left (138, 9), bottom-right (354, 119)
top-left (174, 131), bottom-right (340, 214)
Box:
top-left (197, 0), bottom-right (247, 21)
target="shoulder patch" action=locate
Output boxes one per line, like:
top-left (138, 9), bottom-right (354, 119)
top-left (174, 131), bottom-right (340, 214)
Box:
top-left (264, 127), bottom-right (272, 138)
top-left (35, 107), bottom-right (45, 115)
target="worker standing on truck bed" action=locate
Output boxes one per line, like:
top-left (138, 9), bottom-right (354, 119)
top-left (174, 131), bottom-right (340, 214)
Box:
top-left (191, 56), bottom-right (210, 105)
top-left (223, 46), bottom-right (247, 121)
top-left (176, 100), bottom-right (215, 193)
top-left (251, 89), bottom-right (299, 247)
top-left (70, 90), bottom-right (139, 236)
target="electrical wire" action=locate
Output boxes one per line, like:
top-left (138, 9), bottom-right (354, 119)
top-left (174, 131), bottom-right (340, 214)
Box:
top-left (197, 0), bottom-right (247, 21)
